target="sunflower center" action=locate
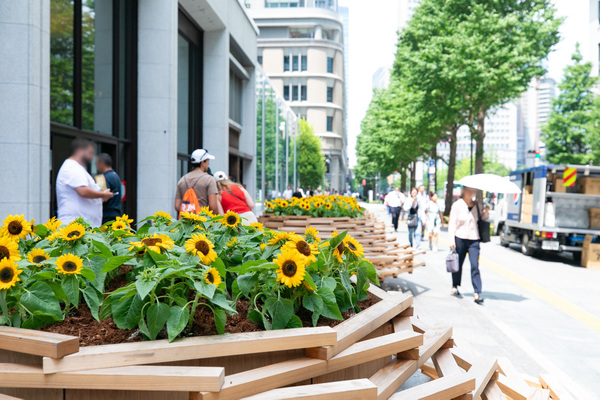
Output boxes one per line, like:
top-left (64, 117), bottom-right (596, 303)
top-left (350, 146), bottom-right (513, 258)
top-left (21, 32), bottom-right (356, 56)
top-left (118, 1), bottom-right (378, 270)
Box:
top-left (282, 260), bottom-right (297, 277)
top-left (0, 267), bottom-right (14, 283)
top-left (206, 272), bottom-right (214, 283)
top-left (337, 242), bottom-right (345, 255)
top-left (33, 255), bottom-right (47, 263)
top-left (226, 216), bottom-right (237, 225)
top-left (143, 238), bottom-right (161, 246)
top-left (62, 261), bottom-right (78, 272)
top-left (67, 230), bottom-right (81, 238)
top-left (7, 221), bottom-right (22, 235)
top-left (195, 240), bottom-right (210, 255)
top-left (0, 246), bottom-right (9, 260)
top-left (296, 241), bottom-right (311, 257)
top-left (347, 242), bottom-right (357, 251)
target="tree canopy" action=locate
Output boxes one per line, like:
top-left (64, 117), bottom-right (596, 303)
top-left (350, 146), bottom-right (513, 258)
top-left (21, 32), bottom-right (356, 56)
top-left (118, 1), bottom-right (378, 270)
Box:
top-left (297, 119), bottom-right (325, 189)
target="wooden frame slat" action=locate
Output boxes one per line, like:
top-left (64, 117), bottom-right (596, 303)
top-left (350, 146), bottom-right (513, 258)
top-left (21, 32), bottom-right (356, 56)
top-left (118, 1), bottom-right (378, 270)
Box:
top-left (388, 374), bottom-right (476, 400)
top-left (0, 327), bottom-right (79, 359)
top-left (241, 379), bottom-right (377, 400)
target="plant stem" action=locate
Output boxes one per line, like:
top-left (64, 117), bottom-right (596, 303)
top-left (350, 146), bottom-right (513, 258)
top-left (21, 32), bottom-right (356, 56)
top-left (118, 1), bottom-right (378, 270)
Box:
top-left (0, 291), bottom-right (10, 326)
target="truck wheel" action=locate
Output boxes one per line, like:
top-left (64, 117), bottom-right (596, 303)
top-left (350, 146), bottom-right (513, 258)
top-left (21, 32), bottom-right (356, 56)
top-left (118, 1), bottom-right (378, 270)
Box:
top-left (572, 252), bottom-right (582, 264)
top-left (499, 224), bottom-right (509, 247)
top-left (521, 234), bottom-right (536, 256)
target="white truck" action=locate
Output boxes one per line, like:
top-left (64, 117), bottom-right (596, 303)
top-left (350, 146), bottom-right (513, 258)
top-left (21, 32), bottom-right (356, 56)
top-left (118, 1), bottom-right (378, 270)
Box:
top-left (498, 165), bottom-right (600, 259)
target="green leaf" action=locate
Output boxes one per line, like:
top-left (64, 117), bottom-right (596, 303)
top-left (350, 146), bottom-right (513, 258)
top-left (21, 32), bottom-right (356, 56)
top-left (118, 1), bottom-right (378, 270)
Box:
top-left (146, 302), bottom-right (170, 340)
top-left (61, 275), bottom-right (79, 307)
top-left (316, 287), bottom-right (343, 320)
top-left (213, 257), bottom-right (226, 280)
top-left (303, 272), bottom-right (317, 291)
top-left (265, 297), bottom-right (294, 330)
top-left (22, 311), bottom-right (60, 329)
top-left (194, 280), bottom-right (216, 300)
top-left (213, 308), bottom-right (227, 335)
top-left (328, 230), bottom-right (348, 250)
top-left (80, 268), bottom-right (96, 282)
top-left (339, 270), bottom-right (355, 307)
top-left (147, 247), bottom-right (168, 263)
top-left (89, 256), bottom-right (107, 292)
top-left (102, 255), bottom-right (134, 273)
top-left (248, 310), bottom-right (263, 326)
top-left (112, 293), bottom-right (143, 330)
top-left (302, 292), bottom-right (324, 314)
top-left (210, 293), bottom-right (237, 313)
top-left (92, 240), bottom-right (113, 259)
top-left (35, 224), bottom-right (48, 237)
top-left (322, 277), bottom-right (337, 291)
top-left (167, 305), bottom-right (190, 342)
top-left (21, 282), bottom-right (63, 320)
top-left (30, 270), bottom-right (56, 280)
top-left (138, 316), bottom-right (151, 339)
top-left (236, 273), bottom-right (259, 297)
top-left (136, 279), bottom-right (157, 301)
top-left (82, 285), bottom-right (101, 321)
top-left (286, 314), bottom-right (303, 328)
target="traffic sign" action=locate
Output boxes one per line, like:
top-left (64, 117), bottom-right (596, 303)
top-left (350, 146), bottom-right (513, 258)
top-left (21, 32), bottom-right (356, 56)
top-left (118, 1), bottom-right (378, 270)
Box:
top-left (563, 168), bottom-right (577, 187)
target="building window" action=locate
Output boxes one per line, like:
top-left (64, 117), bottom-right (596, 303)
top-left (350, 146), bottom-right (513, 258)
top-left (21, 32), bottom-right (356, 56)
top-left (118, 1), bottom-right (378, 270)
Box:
top-left (301, 85), bottom-right (307, 101)
top-left (229, 70), bottom-right (243, 124)
top-left (327, 57), bottom-right (333, 73)
top-left (292, 85), bottom-right (299, 101)
top-left (290, 27), bottom-right (315, 39)
top-left (301, 55), bottom-right (307, 71)
top-left (257, 55), bottom-right (263, 65)
top-left (283, 55), bottom-right (289, 71)
top-left (327, 116), bottom-right (333, 131)
top-left (284, 86), bottom-right (290, 101)
top-left (292, 55), bottom-right (299, 71)
top-left (327, 87), bottom-right (333, 103)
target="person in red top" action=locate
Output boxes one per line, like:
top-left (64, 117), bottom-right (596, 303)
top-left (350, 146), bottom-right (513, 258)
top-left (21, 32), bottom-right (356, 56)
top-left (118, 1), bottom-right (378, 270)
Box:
top-left (214, 171), bottom-right (257, 225)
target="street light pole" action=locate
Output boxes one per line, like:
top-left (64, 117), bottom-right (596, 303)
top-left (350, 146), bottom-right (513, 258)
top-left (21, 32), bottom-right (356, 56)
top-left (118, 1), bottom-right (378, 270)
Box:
top-left (470, 133), bottom-right (474, 175)
top-left (285, 113), bottom-right (289, 189)
top-left (293, 119), bottom-right (298, 189)
top-left (261, 77), bottom-right (266, 203)
top-left (329, 147), bottom-right (333, 191)
top-left (275, 100), bottom-right (279, 196)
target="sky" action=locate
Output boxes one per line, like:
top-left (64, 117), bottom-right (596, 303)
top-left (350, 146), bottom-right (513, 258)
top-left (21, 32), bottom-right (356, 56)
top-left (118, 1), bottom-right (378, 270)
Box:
top-left (340, 0), bottom-right (589, 167)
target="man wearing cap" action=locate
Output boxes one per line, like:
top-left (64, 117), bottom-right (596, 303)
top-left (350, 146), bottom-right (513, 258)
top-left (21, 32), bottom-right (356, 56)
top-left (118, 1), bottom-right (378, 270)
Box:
top-left (174, 149), bottom-right (220, 216)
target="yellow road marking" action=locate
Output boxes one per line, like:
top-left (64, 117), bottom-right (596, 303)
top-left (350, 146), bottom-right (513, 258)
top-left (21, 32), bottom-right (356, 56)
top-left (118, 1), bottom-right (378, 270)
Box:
top-left (439, 236), bottom-right (600, 334)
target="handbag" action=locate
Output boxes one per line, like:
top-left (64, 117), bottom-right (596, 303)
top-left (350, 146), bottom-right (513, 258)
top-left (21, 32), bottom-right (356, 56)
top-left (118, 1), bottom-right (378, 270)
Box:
top-left (446, 248), bottom-right (459, 273)
top-left (407, 213), bottom-right (418, 228)
top-left (476, 204), bottom-right (491, 243)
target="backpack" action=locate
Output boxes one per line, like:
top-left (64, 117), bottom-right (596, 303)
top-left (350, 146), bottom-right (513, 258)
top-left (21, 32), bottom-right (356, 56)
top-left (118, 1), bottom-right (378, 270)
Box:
top-left (179, 176), bottom-right (201, 218)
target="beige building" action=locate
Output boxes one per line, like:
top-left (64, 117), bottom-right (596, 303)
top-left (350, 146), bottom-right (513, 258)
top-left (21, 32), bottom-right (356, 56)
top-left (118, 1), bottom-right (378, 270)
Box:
top-left (246, 0), bottom-right (347, 191)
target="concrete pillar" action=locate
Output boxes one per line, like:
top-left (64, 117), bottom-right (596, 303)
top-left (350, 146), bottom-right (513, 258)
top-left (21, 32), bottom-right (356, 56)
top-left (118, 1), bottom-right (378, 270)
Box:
top-left (202, 29), bottom-right (230, 174)
top-left (0, 0), bottom-right (50, 222)
top-left (136, 0), bottom-right (179, 218)
top-left (239, 70), bottom-right (257, 200)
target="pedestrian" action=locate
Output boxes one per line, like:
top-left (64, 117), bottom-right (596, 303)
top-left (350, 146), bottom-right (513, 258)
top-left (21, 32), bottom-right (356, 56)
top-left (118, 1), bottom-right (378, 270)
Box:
top-left (175, 149), bottom-right (220, 217)
top-left (282, 185), bottom-right (293, 200)
top-left (56, 138), bottom-right (113, 227)
top-left (404, 188), bottom-right (419, 246)
top-left (386, 187), bottom-right (405, 232)
top-left (95, 153), bottom-right (122, 224)
top-left (292, 187), bottom-right (303, 198)
top-left (416, 185), bottom-right (429, 248)
top-left (425, 192), bottom-right (443, 252)
top-left (214, 171), bottom-right (257, 225)
top-left (448, 186), bottom-right (489, 304)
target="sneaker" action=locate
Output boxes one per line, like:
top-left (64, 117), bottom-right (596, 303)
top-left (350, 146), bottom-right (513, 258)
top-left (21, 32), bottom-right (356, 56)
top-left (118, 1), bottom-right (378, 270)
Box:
top-left (451, 288), bottom-right (463, 298)
top-left (474, 294), bottom-right (484, 304)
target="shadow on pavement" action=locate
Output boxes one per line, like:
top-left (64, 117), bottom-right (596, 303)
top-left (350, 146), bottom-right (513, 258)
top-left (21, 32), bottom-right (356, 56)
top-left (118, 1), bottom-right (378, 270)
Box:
top-left (380, 277), bottom-right (430, 297)
top-left (458, 290), bottom-right (528, 302)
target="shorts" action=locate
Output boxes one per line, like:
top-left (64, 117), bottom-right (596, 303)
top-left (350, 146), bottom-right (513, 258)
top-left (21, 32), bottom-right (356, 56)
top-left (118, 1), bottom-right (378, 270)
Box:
top-left (427, 217), bottom-right (441, 234)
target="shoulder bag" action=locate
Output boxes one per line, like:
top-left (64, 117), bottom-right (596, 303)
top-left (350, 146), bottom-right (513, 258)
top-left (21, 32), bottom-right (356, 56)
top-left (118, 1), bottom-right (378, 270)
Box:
top-left (476, 203), bottom-right (491, 243)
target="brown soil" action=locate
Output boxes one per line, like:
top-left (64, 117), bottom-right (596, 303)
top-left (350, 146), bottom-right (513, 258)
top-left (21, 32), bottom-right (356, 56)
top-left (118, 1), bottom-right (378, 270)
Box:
top-left (106, 265), bottom-right (134, 292)
top-left (40, 291), bottom-right (379, 346)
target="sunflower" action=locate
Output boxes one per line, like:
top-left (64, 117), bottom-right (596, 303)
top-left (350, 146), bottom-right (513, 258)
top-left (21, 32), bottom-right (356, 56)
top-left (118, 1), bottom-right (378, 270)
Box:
top-left (59, 223), bottom-right (85, 242)
top-left (129, 233), bottom-right (174, 254)
top-left (116, 214), bottom-right (134, 226)
top-left (46, 231), bottom-right (60, 243)
top-left (305, 226), bottom-right (321, 243)
top-left (204, 267), bottom-right (222, 286)
top-left (111, 220), bottom-right (128, 231)
top-left (153, 211), bottom-right (172, 220)
top-left (269, 231), bottom-right (292, 246)
top-left (185, 233), bottom-right (218, 265)
top-left (27, 248), bottom-right (49, 265)
top-left (199, 206), bottom-right (215, 217)
top-left (180, 211), bottom-right (207, 223)
top-left (325, 202), bottom-right (333, 210)
top-left (343, 235), bottom-right (364, 258)
top-left (283, 236), bottom-right (318, 264)
top-left (0, 236), bottom-right (20, 262)
top-left (0, 259), bottom-right (22, 290)
top-left (226, 237), bottom-right (238, 247)
top-left (43, 217), bottom-right (62, 232)
top-left (260, 243), bottom-right (267, 251)
top-left (1, 215), bottom-right (32, 241)
top-left (249, 222), bottom-right (264, 231)
top-left (274, 248), bottom-right (307, 288)
top-left (332, 231), bottom-right (345, 262)
top-left (55, 254), bottom-right (83, 275)
top-left (222, 211), bottom-right (241, 228)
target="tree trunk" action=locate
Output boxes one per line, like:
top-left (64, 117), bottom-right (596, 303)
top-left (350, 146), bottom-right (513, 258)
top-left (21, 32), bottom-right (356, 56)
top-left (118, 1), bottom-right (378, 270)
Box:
top-left (475, 106), bottom-right (486, 174)
top-left (400, 168), bottom-right (407, 193)
top-left (410, 162), bottom-right (417, 189)
top-left (444, 125), bottom-right (459, 216)
top-left (431, 146), bottom-right (437, 193)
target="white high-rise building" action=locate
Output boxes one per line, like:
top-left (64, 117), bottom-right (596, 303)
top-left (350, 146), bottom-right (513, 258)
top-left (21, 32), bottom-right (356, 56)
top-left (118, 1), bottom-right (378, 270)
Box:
top-left (588, 0), bottom-right (600, 77)
top-left (372, 66), bottom-right (391, 90)
top-left (398, 0), bottom-right (421, 30)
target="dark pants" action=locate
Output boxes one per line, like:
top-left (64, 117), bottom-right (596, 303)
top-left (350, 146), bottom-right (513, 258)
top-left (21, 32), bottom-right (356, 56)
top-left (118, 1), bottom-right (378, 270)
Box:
top-left (390, 207), bottom-right (401, 230)
top-left (408, 226), bottom-right (417, 246)
top-left (453, 237), bottom-right (482, 294)
top-left (102, 215), bottom-right (119, 225)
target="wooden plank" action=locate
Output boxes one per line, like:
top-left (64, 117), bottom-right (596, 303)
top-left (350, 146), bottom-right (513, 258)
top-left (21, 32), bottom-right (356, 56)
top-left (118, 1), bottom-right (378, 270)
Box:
top-left (432, 348), bottom-right (462, 378)
top-left (369, 358), bottom-right (418, 400)
top-left (481, 381), bottom-right (508, 400)
top-left (388, 374), bottom-right (476, 400)
top-left (0, 326), bottom-right (79, 358)
top-left (466, 357), bottom-right (498, 400)
top-left (495, 374), bottom-right (530, 400)
top-left (43, 326), bottom-right (336, 374)
top-left (420, 363), bottom-right (439, 380)
top-left (0, 394), bottom-right (24, 400)
top-left (528, 388), bottom-right (550, 400)
top-left (399, 328), bottom-right (452, 368)
top-left (538, 374), bottom-right (575, 400)
top-left (195, 331), bottom-right (423, 400)
top-left (306, 293), bottom-right (412, 360)
top-left (496, 357), bottom-right (531, 396)
top-left (0, 363), bottom-right (224, 392)
top-left (241, 379), bottom-right (377, 400)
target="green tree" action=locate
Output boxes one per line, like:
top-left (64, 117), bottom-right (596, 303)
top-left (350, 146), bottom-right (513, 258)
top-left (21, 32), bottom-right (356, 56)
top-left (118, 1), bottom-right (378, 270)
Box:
top-left (297, 119), bottom-right (325, 189)
top-left (543, 47), bottom-right (598, 165)
top-left (256, 91), bottom-right (286, 196)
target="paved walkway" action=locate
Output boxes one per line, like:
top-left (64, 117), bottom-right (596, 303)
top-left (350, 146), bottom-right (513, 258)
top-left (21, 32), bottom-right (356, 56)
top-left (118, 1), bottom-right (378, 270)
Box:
top-left (365, 203), bottom-right (600, 398)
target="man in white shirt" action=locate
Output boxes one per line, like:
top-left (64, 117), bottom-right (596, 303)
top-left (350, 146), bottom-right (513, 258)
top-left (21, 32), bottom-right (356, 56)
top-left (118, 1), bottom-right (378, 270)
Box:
top-left (386, 187), bottom-right (405, 232)
top-left (56, 139), bottom-right (113, 227)
top-left (282, 185), bottom-right (293, 200)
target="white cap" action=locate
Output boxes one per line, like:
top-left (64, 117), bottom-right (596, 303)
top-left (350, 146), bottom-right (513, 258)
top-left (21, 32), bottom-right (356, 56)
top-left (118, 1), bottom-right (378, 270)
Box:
top-left (214, 171), bottom-right (227, 182)
top-left (190, 149), bottom-right (215, 164)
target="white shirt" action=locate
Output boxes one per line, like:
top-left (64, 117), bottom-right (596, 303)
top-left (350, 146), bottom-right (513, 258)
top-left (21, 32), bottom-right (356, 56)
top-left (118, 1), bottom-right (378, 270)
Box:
top-left (282, 189), bottom-right (293, 200)
top-left (448, 198), bottom-right (489, 243)
top-left (386, 191), bottom-right (405, 208)
top-left (56, 159), bottom-right (103, 227)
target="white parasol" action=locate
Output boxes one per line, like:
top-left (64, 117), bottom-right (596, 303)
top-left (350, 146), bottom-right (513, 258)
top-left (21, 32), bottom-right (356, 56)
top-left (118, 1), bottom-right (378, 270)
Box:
top-left (456, 174), bottom-right (521, 194)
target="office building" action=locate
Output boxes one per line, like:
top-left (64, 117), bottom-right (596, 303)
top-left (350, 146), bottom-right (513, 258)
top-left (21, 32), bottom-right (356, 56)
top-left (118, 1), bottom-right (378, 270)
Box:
top-left (0, 0), bottom-right (258, 223)
top-left (372, 66), bottom-right (391, 90)
top-left (246, 0), bottom-right (348, 191)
